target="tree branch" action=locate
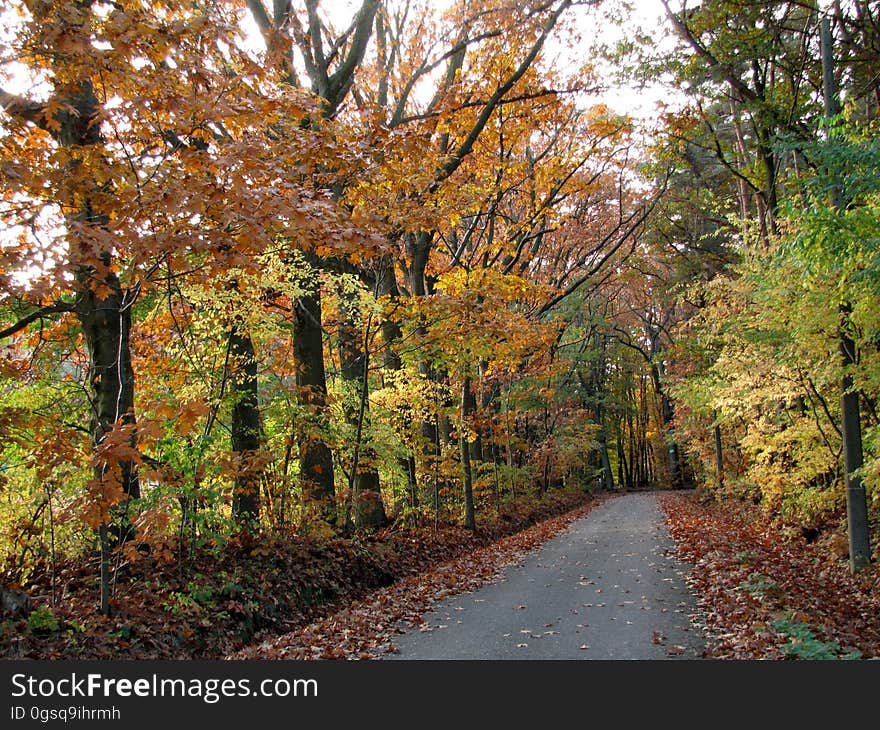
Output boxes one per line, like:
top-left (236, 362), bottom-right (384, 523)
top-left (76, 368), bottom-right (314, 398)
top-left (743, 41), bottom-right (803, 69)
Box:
top-left (0, 302), bottom-right (76, 340)
top-left (434, 0), bottom-right (574, 187)
top-left (326, 0), bottom-right (380, 114)
top-left (659, 0), bottom-right (759, 104)
top-left (536, 175), bottom-right (669, 316)
top-left (0, 87), bottom-right (49, 130)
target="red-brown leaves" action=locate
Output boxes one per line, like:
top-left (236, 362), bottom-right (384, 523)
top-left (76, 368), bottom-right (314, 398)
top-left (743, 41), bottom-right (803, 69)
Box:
top-left (1, 492), bottom-right (598, 660)
top-left (659, 492), bottom-right (880, 659)
top-left (231, 498), bottom-right (603, 660)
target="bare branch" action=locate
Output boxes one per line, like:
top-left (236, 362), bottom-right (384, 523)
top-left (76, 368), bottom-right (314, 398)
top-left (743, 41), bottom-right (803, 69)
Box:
top-left (325, 0), bottom-right (380, 114)
top-left (536, 174), bottom-right (670, 316)
top-left (0, 302), bottom-right (75, 340)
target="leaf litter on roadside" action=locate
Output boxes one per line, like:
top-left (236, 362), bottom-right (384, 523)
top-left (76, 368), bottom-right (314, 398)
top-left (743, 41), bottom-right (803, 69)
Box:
top-left (659, 492), bottom-right (880, 660)
top-left (230, 500), bottom-right (603, 660)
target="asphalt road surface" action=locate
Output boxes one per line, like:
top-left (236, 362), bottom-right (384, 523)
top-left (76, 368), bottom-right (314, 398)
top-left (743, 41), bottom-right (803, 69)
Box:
top-left (386, 492), bottom-right (705, 660)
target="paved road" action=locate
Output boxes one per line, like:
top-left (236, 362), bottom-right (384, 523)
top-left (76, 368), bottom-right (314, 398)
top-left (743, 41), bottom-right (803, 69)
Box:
top-left (386, 492), bottom-right (704, 659)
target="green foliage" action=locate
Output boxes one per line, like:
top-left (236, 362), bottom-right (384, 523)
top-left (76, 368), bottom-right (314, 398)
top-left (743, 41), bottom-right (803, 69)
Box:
top-left (740, 572), bottom-right (782, 601)
top-left (777, 122), bottom-right (880, 293)
top-left (27, 606), bottom-right (60, 633)
top-left (671, 180), bottom-right (880, 527)
top-left (771, 616), bottom-right (863, 661)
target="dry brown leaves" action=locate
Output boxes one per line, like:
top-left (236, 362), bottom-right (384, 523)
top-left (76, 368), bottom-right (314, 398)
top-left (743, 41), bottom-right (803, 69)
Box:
top-left (659, 492), bottom-right (880, 659)
top-left (230, 499), bottom-right (603, 660)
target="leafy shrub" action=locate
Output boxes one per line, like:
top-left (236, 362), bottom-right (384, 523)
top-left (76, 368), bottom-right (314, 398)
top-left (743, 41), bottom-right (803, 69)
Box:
top-left (772, 616), bottom-right (862, 660)
top-left (27, 606), bottom-right (60, 633)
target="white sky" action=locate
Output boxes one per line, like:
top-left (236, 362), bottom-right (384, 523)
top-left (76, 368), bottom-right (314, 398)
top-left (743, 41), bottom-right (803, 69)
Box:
top-left (0, 0), bottom-right (677, 284)
top-left (2, 0), bottom-right (676, 116)
top-left (235, 0), bottom-right (676, 120)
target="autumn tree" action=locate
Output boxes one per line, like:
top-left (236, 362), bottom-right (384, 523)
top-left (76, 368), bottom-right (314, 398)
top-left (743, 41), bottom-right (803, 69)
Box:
top-left (642, 1), bottom-right (879, 564)
top-left (243, 0), bottom-right (385, 529)
top-left (343, 0), bottom-right (616, 523)
top-left (0, 0), bottom-right (356, 608)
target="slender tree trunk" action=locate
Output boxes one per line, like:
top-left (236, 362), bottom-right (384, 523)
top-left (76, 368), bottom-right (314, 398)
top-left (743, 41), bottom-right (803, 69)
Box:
top-left (598, 434), bottom-right (614, 491)
top-left (463, 375), bottom-right (481, 463)
top-left (714, 423), bottom-right (724, 488)
top-left (230, 325), bottom-right (260, 523)
top-left (840, 308), bottom-right (870, 570)
top-left (822, 17), bottom-right (870, 570)
top-left (407, 231), bottom-right (442, 472)
top-left (374, 255), bottom-right (419, 516)
top-left (505, 383), bottom-right (516, 501)
top-left (650, 362), bottom-right (681, 487)
top-left (627, 409), bottom-right (635, 488)
top-left (460, 376), bottom-right (476, 531)
top-left (99, 523), bottom-right (110, 617)
top-left (586, 336), bottom-right (614, 491)
top-left (337, 278), bottom-right (387, 529)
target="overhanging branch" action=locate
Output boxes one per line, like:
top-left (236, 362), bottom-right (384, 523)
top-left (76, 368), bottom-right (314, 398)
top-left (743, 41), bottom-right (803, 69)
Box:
top-left (0, 301), bottom-right (76, 340)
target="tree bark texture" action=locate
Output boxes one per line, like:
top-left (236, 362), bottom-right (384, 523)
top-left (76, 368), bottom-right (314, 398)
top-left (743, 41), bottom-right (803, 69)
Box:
top-left (294, 277), bottom-right (336, 526)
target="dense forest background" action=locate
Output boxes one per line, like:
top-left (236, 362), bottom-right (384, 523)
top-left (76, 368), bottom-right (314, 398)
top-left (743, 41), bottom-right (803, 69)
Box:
top-left (0, 0), bottom-right (877, 655)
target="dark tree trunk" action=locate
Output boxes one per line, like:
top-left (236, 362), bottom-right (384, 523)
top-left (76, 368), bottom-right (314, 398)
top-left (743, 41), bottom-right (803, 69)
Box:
top-left (650, 362), bottom-right (681, 487)
top-left (714, 423), bottom-right (724, 488)
top-left (463, 376), bottom-right (482, 463)
top-left (460, 376), bottom-right (476, 531)
top-left (376, 255), bottom-right (404, 371)
top-left (57, 73), bottom-right (139, 615)
top-left (60, 79), bottom-right (140, 506)
top-left (229, 326), bottom-right (261, 523)
top-left (406, 231), bottom-right (443, 472)
top-left (373, 255), bottom-right (419, 516)
top-left (76, 273), bottom-right (140, 504)
top-left (616, 431), bottom-right (627, 489)
top-left (293, 274), bottom-right (336, 526)
top-left (840, 318), bottom-right (871, 570)
top-left (822, 18), bottom-right (870, 571)
top-left (598, 433), bottom-right (614, 491)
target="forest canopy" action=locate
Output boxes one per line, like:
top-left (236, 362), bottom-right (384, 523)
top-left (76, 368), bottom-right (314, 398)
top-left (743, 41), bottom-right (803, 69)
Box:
top-left (0, 0), bottom-right (877, 633)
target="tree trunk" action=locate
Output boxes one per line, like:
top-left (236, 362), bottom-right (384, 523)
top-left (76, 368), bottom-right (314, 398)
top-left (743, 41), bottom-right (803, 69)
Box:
top-left (714, 423), bottom-right (724, 488)
top-left (598, 432), bottom-right (614, 491)
top-left (294, 272), bottom-right (336, 527)
top-left (650, 362), bottom-right (681, 487)
top-left (373, 255), bottom-right (419, 517)
top-left (616, 430), bottom-right (627, 489)
top-left (460, 376), bottom-right (476, 531)
top-left (76, 275), bottom-right (140, 505)
top-left (840, 308), bottom-right (871, 571)
top-left (822, 17), bottom-right (870, 571)
top-left (406, 231), bottom-right (443, 473)
top-left (229, 325), bottom-right (261, 523)
top-left (463, 376), bottom-right (482, 463)
top-left (54, 64), bottom-right (141, 617)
